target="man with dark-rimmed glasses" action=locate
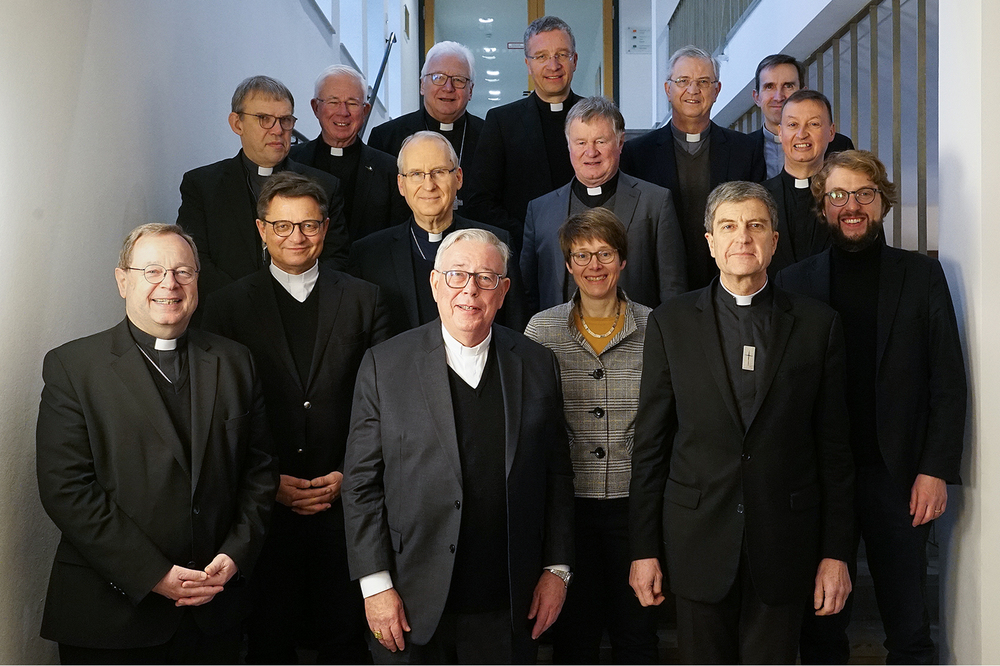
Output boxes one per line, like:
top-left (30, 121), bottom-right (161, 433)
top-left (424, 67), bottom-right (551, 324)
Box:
top-left (202, 171), bottom-right (389, 663)
top-left (177, 75), bottom-right (349, 300)
top-left (776, 150), bottom-right (967, 664)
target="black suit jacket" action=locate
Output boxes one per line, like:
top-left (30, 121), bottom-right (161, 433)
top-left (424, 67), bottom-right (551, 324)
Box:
top-left (521, 172), bottom-right (687, 312)
top-left (775, 246), bottom-right (967, 490)
top-left (368, 109), bottom-right (485, 175)
top-left (750, 127), bottom-right (855, 179)
top-left (290, 138), bottom-right (408, 242)
top-left (176, 150), bottom-right (350, 296)
top-left (762, 173), bottom-right (831, 276)
top-left (36, 320), bottom-right (277, 648)
top-left (629, 283), bottom-right (854, 605)
top-left (347, 215), bottom-right (528, 336)
top-left (343, 322), bottom-right (574, 654)
top-left (463, 92), bottom-right (584, 246)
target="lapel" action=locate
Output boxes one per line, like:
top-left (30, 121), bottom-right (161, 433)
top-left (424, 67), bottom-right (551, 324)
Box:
top-left (693, 288), bottom-right (744, 434)
top-left (654, 126), bottom-right (680, 194)
top-left (222, 152), bottom-right (261, 263)
top-left (416, 323), bottom-right (462, 485)
top-left (876, 245), bottom-right (905, 372)
top-left (746, 288), bottom-right (795, 428)
top-left (307, 268), bottom-right (346, 390)
top-left (109, 320), bottom-right (192, 477)
top-left (245, 269), bottom-right (302, 390)
top-left (769, 178), bottom-right (795, 269)
top-left (549, 183), bottom-right (573, 301)
top-left (493, 327), bottom-right (523, 477)
top-left (352, 143), bottom-right (378, 222)
top-left (708, 122), bottom-right (731, 188)
top-left (521, 94), bottom-right (552, 188)
top-left (388, 221), bottom-right (421, 328)
top-left (613, 173), bottom-right (641, 230)
top-left (187, 331), bottom-right (218, 494)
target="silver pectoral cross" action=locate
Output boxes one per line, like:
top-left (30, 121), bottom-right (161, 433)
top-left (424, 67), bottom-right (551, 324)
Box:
top-left (742, 345), bottom-right (756, 372)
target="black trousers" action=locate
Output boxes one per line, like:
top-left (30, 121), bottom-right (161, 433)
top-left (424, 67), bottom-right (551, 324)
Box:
top-left (676, 542), bottom-right (804, 664)
top-left (552, 497), bottom-right (658, 664)
top-left (245, 508), bottom-right (370, 665)
top-left (58, 612), bottom-right (239, 665)
top-left (799, 462), bottom-right (935, 665)
top-left (368, 608), bottom-right (523, 665)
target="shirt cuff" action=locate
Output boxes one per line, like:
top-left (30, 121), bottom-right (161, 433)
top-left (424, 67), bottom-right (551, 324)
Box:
top-left (359, 570), bottom-right (394, 598)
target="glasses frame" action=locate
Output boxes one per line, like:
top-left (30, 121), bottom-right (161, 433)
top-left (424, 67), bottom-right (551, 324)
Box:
top-left (127, 265), bottom-right (199, 285)
top-left (667, 77), bottom-right (719, 90)
top-left (238, 112), bottom-right (297, 130)
top-left (525, 52), bottom-right (575, 65)
top-left (824, 187), bottom-right (881, 207)
top-left (435, 269), bottom-right (505, 291)
top-left (569, 249), bottom-right (619, 266)
top-left (401, 167), bottom-right (458, 184)
top-left (317, 97), bottom-right (365, 113)
top-left (423, 73), bottom-right (472, 89)
top-left (262, 219), bottom-right (326, 237)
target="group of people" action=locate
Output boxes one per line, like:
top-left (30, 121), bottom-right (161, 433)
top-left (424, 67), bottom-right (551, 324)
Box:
top-left (34, 12), bottom-right (966, 666)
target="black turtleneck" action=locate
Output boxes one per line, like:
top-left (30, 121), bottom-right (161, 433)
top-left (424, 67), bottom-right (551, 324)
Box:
top-left (531, 93), bottom-right (576, 188)
top-left (830, 240), bottom-right (882, 466)
top-left (713, 282), bottom-right (774, 431)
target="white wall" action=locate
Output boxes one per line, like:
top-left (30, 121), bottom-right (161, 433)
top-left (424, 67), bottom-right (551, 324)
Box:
top-left (0, 0), bottom-right (347, 661)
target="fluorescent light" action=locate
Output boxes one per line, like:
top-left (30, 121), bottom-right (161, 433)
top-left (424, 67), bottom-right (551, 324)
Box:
top-left (488, 90), bottom-right (501, 95)
top-left (479, 17), bottom-right (494, 24)
top-left (486, 70), bottom-right (500, 76)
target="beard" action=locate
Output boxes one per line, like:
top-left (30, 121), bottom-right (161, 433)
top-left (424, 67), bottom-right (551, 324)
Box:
top-left (828, 217), bottom-right (883, 252)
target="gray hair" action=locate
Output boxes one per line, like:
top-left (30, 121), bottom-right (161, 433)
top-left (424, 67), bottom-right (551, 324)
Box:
top-left (668, 45), bottom-right (720, 82)
top-left (524, 16), bottom-right (576, 53)
top-left (232, 75), bottom-right (294, 113)
top-left (704, 181), bottom-right (778, 233)
top-left (565, 96), bottom-right (625, 138)
top-left (422, 41), bottom-right (476, 82)
top-left (435, 228), bottom-right (511, 277)
top-left (397, 131), bottom-right (460, 173)
top-left (313, 64), bottom-right (368, 100)
top-left (119, 224), bottom-right (199, 271)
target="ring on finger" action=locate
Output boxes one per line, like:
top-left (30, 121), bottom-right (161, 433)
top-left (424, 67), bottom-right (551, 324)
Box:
top-left (373, 629), bottom-right (383, 640)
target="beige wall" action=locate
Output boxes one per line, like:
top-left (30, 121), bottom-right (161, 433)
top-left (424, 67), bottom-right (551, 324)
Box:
top-left (0, 0), bottom-right (343, 660)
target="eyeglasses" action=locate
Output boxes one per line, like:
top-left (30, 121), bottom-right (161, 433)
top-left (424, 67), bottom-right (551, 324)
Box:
top-left (667, 77), bottom-right (718, 90)
top-left (526, 52), bottom-right (574, 64)
top-left (424, 73), bottom-right (472, 89)
top-left (263, 220), bottom-right (325, 237)
top-left (569, 249), bottom-right (618, 266)
top-left (824, 187), bottom-right (880, 207)
top-left (238, 112), bottom-right (297, 130)
top-left (317, 98), bottom-right (364, 113)
top-left (436, 269), bottom-right (505, 290)
top-left (401, 167), bottom-right (457, 184)
top-left (128, 265), bottom-right (198, 285)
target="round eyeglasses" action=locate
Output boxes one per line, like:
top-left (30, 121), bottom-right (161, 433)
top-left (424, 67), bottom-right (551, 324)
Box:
top-left (238, 112), bottom-right (297, 130)
top-left (569, 249), bottom-right (618, 266)
top-left (263, 220), bottom-right (325, 237)
top-left (128, 265), bottom-right (198, 285)
top-left (424, 73), bottom-right (471, 89)
top-left (436, 270), bottom-right (504, 290)
top-left (825, 187), bottom-right (880, 207)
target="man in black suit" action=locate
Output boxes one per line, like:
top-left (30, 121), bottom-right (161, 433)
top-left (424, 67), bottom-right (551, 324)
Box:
top-left (621, 46), bottom-right (766, 290)
top-left (776, 151), bottom-right (967, 664)
top-left (763, 90), bottom-right (837, 276)
top-left (522, 95), bottom-right (686, 312)
top-left (291, 65), bottom-right (407, 243)
top-left (177, 75), bottom-right (349, 297)
top-left (629, 182), bottom-right (854, 663)
top-left (202, 173), bottom-right (391, 663)
top-left (348, 131), bottom-right (526, 336)
top-left (36, 224), bottom-right (277, 664)
top-left (368, 41), bottom-right (484, 193)
top-left (343, 228), bottom-right (575, 664)
top-left (749, 54), bottom-right (855, 179)
top-left (463, 16), bottom-right (583, 249)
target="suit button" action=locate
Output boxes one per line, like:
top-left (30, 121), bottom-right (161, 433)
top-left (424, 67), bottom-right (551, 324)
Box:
top-left (455, 500), bottom-right (461, 510)
top-left (592, 368), bottom-right (604, 380)
top-left (303, 401), bottom-right (312, 409)
top-left (590, 407), bottom-right (605, 418)
top-left (297, 448), bottom-right (304, 454)
top-left (193, 506), bottom-right (201, 515)
top-left (737, 503), bottom-right (744, 514)
top-left (449, 544), bottom-right (456, 554)
top-left (591, 447), bottom-right (606, 459)
top-left (187, 561), bottom-right (196, 568)
top-left (742, 453), bottom-right (751, 461)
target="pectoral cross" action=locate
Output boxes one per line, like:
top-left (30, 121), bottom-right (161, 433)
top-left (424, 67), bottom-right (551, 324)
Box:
top-left (742, 345), bottom-right (756, 372)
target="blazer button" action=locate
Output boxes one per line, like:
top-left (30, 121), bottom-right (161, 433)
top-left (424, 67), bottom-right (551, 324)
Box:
top-left (187, 561), bottom-right (196, 568)
top-left (741, 452), bottom-right (751, 461)
top-left (592, 368), bottom-right (604, 380)
top-left (454, 500), bottom-right (461, 510)
top-left (297, 448), bottom-right (304, 454)
top-left (590, 407), bottom-right (605, 418)
top-left (591, 447), bottom-right (606, 459)
top-left (303, 401), bottom-right (312, 409)
top-left (737, 503), bottom-right (744, 514)
top-left (193, 506), bottom-right (201, 515)
top-left (449, 544), bottom-right (456, 554)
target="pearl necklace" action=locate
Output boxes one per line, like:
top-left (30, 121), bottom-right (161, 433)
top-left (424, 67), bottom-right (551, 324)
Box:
top-left (579, 300), bottom-right (621, 339)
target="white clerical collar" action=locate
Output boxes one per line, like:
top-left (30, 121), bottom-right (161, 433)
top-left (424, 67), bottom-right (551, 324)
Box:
top-left (154, 337), bottom-right (177, 351)
top-left (330, 146), bottom-right (344, 157)
top-left (686, 132), bottom-right (701, 142)
top-left (441, 323), bottom-right (492, 388)
top-left (428, 230), bottom-right (444, 242)
top-left (764, 125), bottom-right (781, 143)
top-left (586, 186), bottom-right (602, 196)
top-left (269, 261), bottom-right (320, 302)
top-left (794, 177), bottom-right (810, 189)
top-left (550, 102), bottom-right (563, 112)
top-left (721, 278), bottom-right (768, 306)
top-left (439, 122), bottom-right (454, 131)
top-left (258, 165), bottom-right (273, 176)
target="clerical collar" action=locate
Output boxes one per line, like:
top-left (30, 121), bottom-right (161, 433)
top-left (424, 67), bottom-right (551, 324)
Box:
top-left (780, 170), bottom-right (813, 190)
top-left (127, 319), bottom-right (186, 353)
top-left (323, 137), bottom-right (360, 158)
top-left (441, 323), bottom-right (492, 388)
top-left (571, 171), bottom-right (619, 207)
top-left (330, 146), bottom-right (343, 157)
top-left (763, 124), bottom-right (781, 143)
top-left (241, 151), bottom-right (283, 176)
top-left (720, 278), bottom-right (769, 306)
top-left (269, 260), bottom-right (319, 302)
top-left (423, 109), bottom-right (465, 133)
top-left (532, 92), bottom-right (571, 115)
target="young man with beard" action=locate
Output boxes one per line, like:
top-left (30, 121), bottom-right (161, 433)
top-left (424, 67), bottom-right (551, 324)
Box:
top-left (776, 151), bottom-right (967, 664)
